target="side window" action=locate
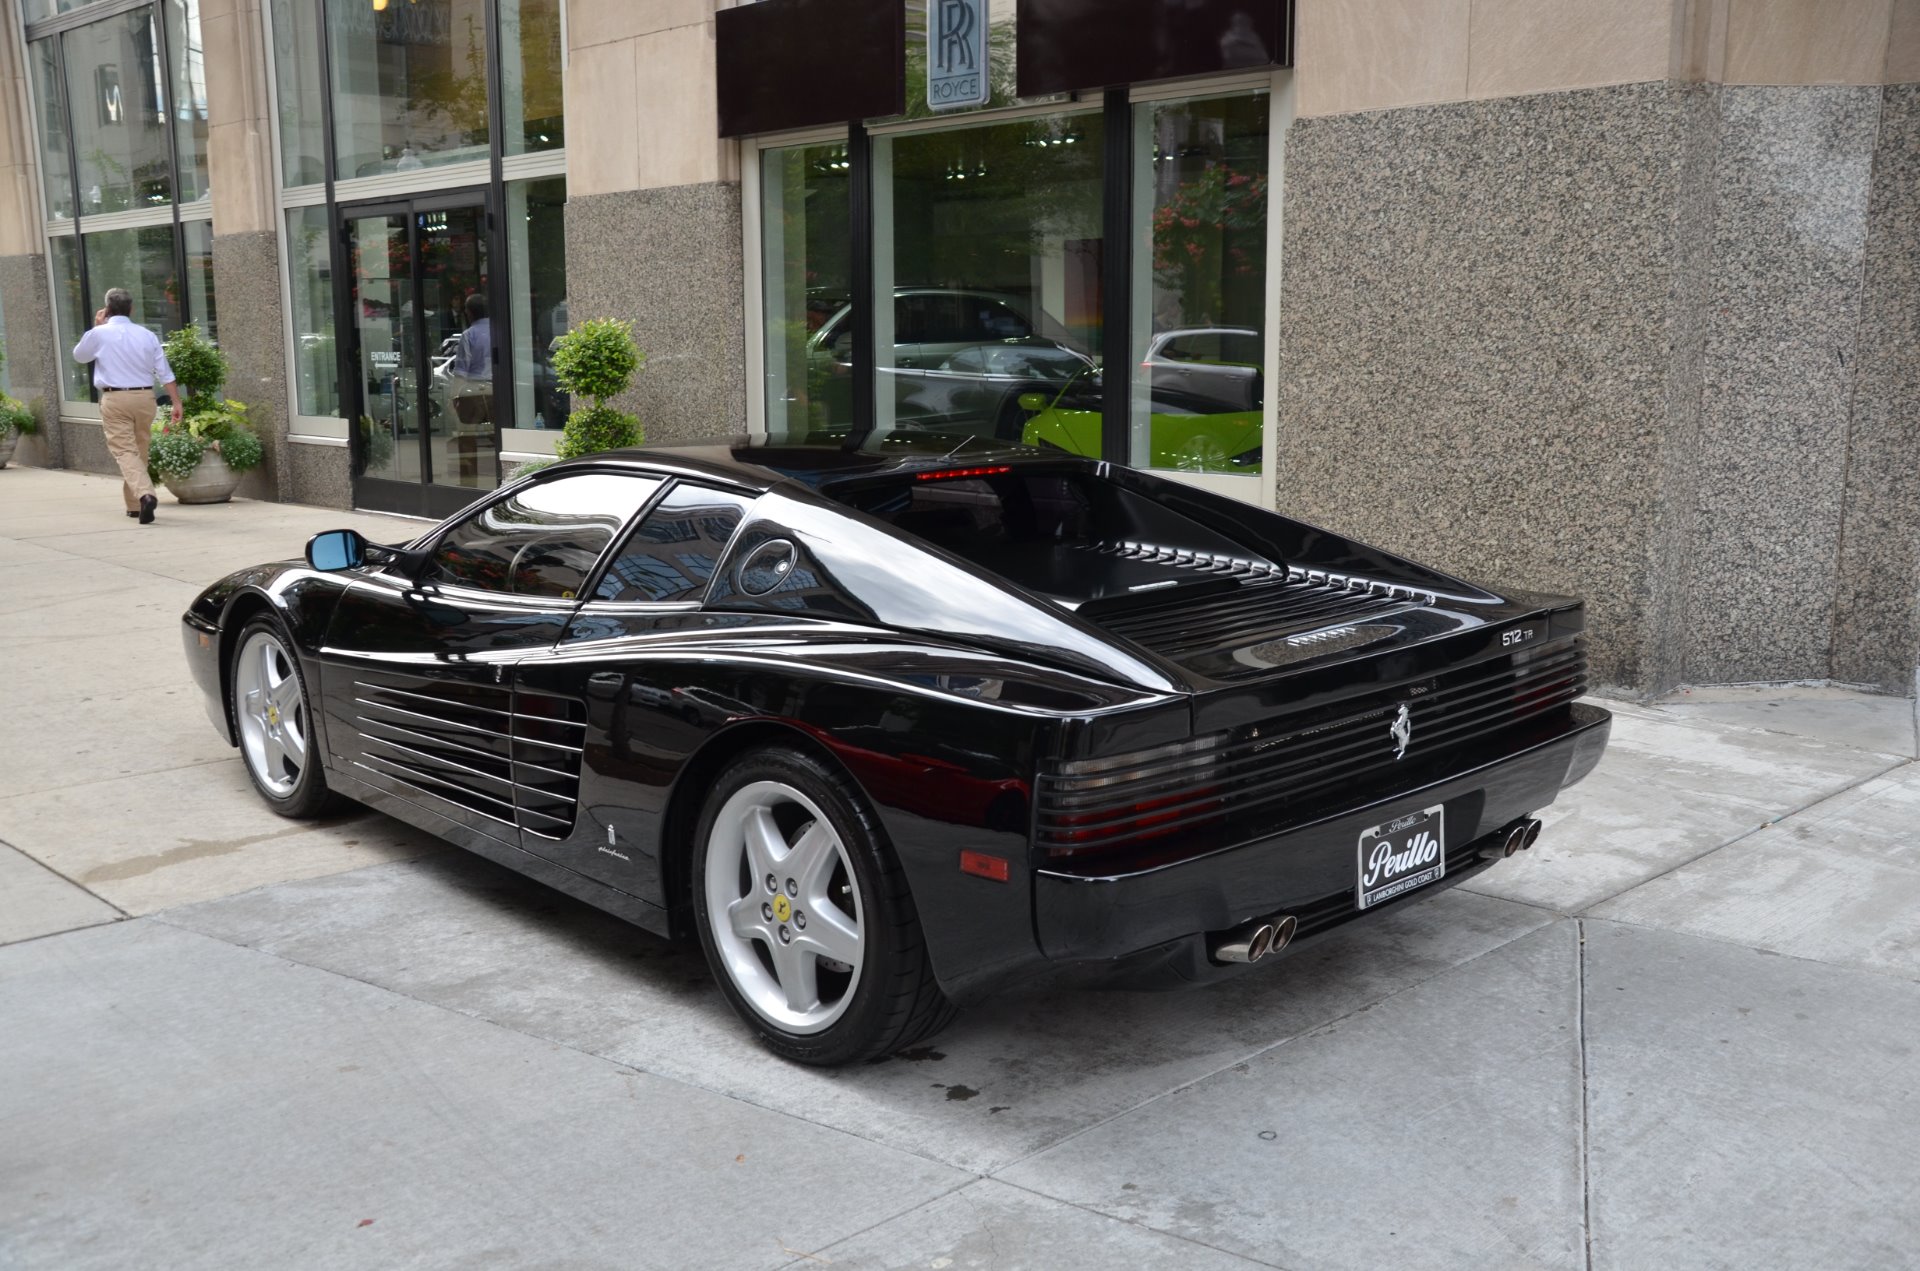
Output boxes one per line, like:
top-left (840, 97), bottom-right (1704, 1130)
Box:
top-left (1221, 332), bottom-right (1263, 365)
top-left (427, 473), bottom-right (663, 599)
top-left (977, 302), bottom-right (1031, 340)
top-left (594, 483), bottom-right (757, 604)
top-left (943, 347), bottom-right (987, 374)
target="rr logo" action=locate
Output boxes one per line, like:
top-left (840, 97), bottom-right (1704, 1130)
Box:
top-left (936, 0), bottom-right (977, 73)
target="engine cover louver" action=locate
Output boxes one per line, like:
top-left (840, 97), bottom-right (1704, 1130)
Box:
top-left (352, 679), bottom-right (585, 840)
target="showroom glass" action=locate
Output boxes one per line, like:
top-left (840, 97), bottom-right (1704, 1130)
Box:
top-left (164, 0), bottom-right (210, 203)
top-left (500, 0), bottom-right (563, 156)
top-left (428, 474), bottom-right (663, 598)
top-left (49, 238), bottom-right (90, 400)
top-left (1129, 92), bottom-right (1269, 476)
top-left (506, 176), bottom-right (568, 429)
top-left (182, 219), bottom-right (216, 345)
top-left (595, 485), bottom-right (756, 604)
top-left (871, 109), bottom-right (1105, 446)
top-left (348, 213), bottom-right (413, 481)
top-left (268, 0), bottom-right (326, 186)
top-left (84, 225), bottom-right (181, 335)
top-left (760, 141), bottom-right (853, 439)
top-left (418, 205), bottom-right (493, 490)
top-left (65, 10), bottom-right (175, 212)
top-left (327, 0), bottom-right (491, 180)
top-left (286, 205), bottom-right (338, 417)
top-left (30, 41), bottom-right (74, 220)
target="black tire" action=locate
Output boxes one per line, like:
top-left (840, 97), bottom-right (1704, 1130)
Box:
top-left (229, 616), bottom-right (339, 819)
top-left (690, 746), bottom-right (956, 1065)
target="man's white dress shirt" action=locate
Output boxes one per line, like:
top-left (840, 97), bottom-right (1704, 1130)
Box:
top-left (72, 316), bottom-right (175, 390)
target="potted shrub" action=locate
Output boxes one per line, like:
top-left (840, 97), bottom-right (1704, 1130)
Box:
top-left (0, 345), bottom-right (38, 470)
top-left (551, 318), bottom-right (645, 459)
top-left (148, 325), bottom-right (265, 503)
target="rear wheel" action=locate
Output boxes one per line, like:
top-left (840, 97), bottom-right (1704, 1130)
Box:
top-left (231, 618), bottom-right (336, 818)
top-left (691, 747), bottom-right (955, 1065)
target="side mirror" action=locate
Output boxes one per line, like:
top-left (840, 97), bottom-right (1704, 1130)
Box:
top-left (1017, 392), bottom-right (1049, 413)
top-left (307, 529), bottom-right (367, 572)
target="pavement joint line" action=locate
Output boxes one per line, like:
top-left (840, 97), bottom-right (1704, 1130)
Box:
top-left (1576, 912), bottom-right (1920, 988)
top-left (990, 1176), bottom-right (1300, 1271)
top-left (0, 832), bottom-right (131, 919)
top-left (143, 909), bottom-right (992, 1180)
top-left (984, 909), bottom-right (1567, 1181)
top-left (1577, 918), bottom-right (1594, 1271)
top-left (0, 914), bottom-right (127, 949)
top-left (0, 755), bottom-right (239, 804)
top-left (768, 1178), bottom-right (992, 1271)
top-left (1567, 755), bottom-right (1916, 918)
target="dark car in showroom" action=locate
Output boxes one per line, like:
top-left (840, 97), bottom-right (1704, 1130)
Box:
top-left (182, 438), bottom-right (1609, 1065)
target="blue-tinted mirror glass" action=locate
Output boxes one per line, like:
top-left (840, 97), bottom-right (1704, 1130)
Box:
top-left (308, 530), bottom-right (360, 571)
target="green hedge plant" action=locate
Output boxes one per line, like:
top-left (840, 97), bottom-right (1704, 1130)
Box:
top-left (0, 344), bottom-right (35, 440)
top-left (551, 318), bottom-right (644, 460)
top-left (154, 325), bottom-right (263, 476)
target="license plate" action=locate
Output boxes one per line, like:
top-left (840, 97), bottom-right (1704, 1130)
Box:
top-left (1356, 804), bottom-right (1446, 910)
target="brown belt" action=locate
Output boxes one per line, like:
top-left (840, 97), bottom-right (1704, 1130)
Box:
top-left (100, 386), bottom-right (153, 393)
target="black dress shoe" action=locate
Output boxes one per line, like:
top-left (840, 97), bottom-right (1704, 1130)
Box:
top-left (138, 494), bottom-right (157, 525)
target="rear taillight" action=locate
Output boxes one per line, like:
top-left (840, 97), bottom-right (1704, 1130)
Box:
top-left (1037, 734), bottom-right (1228, 859)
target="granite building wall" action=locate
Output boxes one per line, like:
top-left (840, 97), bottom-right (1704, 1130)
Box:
top-left (1832, 83), bottom-right (1920, 691)
top-left (0, 250), bottom-right (60, 467)
top-left (209, 230), bottom-right (283, 503)
top-left (1279, 79), bottom-right (1920, 695)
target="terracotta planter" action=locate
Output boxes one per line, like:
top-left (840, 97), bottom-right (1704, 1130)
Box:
top-left (0, 429), bottom-right (17, 470)
top-left (163, 448), bottom-right (243, 504)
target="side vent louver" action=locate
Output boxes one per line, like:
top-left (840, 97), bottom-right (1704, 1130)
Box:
top-left (352, 680), bottom-right (584, 839)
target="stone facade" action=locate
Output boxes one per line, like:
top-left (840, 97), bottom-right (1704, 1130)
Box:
top-left (1279, 80), bottom-right (1920, 694)
top-left (210, 229), bottom-right (287, 503)
top-left (564, 182), bottom-right (748, 446)
top-left (0, 250), bottom-right (60, 467)
top-left (285, 440), bottom-right (351, 511)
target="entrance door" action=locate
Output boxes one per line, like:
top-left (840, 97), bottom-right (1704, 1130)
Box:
top-left (344, 193), bottom-right (501, 519)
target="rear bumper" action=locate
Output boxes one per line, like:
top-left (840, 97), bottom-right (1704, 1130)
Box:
top-left (1034, 702), bottom-right (1610, 963)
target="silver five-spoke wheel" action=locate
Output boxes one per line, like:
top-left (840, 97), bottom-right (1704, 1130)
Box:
top-left (703, 780), bottom-right (864, 1035)
top-left (234, 628), bottom-right (308, 798)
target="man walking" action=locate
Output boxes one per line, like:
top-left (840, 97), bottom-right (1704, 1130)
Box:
top-left (71, 289), bottom-right (184, 524)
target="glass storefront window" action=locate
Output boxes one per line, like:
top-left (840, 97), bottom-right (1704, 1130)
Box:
top-left (286, 205), bottom-right (338, 417)
top-left (49, 236), bottom-right (91, 400)
top-left (500, 0), bottom-right (563, 155)
top-left (873, 109), bottom-right (1105, 448)
top-left (506, 176), bottom-right (568, 429)
top-left (30, 40), bottom-right (75, 221)
top-left (164, 0), bottom-right (211, 203)
top-left (65, 10), bottom-right (176, 213)
top-left (760, 141), bottom-right (852, 439)
top-left (1130, 92), bottom-right (1269, 476)
top-left (328, 0), bottom-right (491, 180)
top-left (83, 224), bottom-right (181, 338)
top-left (182, 218), bottom-right (216, 344)
top-left (269, 0), bottom-right (327, 186)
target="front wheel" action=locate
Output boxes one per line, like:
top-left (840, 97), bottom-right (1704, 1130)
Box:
top-left (231, 618), bottom-right (337, 818)
top-left (691, 747), bottom-right (954, 1065)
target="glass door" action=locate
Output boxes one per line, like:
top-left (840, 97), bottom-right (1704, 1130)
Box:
top-left (344, 192), bottom-right (500, 518)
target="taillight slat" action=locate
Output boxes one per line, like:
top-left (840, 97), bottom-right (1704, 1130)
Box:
top-left (1038, 638), bottom-right (1587, 860)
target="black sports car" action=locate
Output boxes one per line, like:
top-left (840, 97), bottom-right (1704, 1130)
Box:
top-left (183, 437), bottom-right (1610, 1065)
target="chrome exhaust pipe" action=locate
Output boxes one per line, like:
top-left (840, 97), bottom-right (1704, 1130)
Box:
top-left (1521, 818), bottom-right (1542, 851)
top-left (1212, 920), bottom-right (1277, 964)
top-left (1501, 823), bottom-right (1529, 857)
top-left (1266, 914), bottom-right (1299, 955)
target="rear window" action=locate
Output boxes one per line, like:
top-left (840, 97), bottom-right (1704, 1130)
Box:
top-left (835, 470), bottom-right (1266, 606)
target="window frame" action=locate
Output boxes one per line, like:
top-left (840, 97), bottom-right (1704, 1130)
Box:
top-left (577, 478), bottom-right (761, 613)
top-left (412, 466), bottom-right (670, 606)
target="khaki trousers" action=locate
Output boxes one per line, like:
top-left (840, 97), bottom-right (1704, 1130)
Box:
top-left (99, 390), bottom-right (156, 512)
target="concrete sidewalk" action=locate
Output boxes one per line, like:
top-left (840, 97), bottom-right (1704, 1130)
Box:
top-left (3, 466), bottom-right (1918, 1270)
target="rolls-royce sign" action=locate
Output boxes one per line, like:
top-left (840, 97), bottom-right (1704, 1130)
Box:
top-left (928, 0), bottom-right (990, 111)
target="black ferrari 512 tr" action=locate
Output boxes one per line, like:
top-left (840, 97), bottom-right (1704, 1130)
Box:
top-left (183, 437), bottom-right (1610, 1065)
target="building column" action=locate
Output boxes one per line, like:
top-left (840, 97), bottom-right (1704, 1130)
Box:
top-left (562, 0), bottom-right (746, 444)
top-left (0, 0), bottom-right (61, 467)
top-left (203, 0), bottom-right (289, 501)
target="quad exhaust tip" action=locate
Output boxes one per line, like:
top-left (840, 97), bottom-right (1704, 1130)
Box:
top-left (1499, 817), bottom-right (1545, 858)
top-left (1210, 913), bottom-right (1300, 964)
